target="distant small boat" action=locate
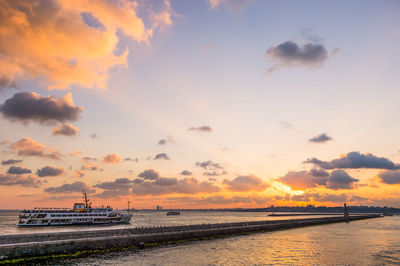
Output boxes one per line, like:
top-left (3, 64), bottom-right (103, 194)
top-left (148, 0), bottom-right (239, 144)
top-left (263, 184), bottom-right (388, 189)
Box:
top-left (166, 211), bottom-right (180, 216)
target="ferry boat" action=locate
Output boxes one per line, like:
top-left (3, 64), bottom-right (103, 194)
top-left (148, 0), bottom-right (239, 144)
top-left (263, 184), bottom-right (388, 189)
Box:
top-left (18, 191), bottom-right (132, 227)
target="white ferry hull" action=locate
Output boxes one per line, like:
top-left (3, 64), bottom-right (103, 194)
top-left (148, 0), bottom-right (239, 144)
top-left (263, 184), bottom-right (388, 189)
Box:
top-left (18, 215), bottom-right (132, 227)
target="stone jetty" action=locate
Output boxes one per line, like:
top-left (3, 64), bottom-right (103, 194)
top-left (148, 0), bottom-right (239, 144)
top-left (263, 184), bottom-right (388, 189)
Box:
top-left (0, 214), bottom-right (382, 260)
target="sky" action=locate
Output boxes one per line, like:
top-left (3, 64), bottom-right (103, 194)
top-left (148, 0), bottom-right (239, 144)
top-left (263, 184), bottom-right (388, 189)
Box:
top-left (1, 0), bottom-right (400, 209)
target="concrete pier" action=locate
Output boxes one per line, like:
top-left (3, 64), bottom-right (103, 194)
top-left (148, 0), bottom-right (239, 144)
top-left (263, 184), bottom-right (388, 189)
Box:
top-left (0, 214), bottom-right (382, 261)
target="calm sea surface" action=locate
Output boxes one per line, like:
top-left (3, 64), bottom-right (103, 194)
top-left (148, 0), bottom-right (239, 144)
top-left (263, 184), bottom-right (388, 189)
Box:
top-left (1, 211), bottom-right (399, 265)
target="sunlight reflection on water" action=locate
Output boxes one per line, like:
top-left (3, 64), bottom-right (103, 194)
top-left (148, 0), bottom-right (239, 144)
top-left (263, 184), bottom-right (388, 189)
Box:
top-left (68, 216), bottom-right (399, 265)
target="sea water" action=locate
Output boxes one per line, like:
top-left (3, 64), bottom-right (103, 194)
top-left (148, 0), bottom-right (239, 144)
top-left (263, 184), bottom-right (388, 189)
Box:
top-left (1, 211), bottom-right (399, 265)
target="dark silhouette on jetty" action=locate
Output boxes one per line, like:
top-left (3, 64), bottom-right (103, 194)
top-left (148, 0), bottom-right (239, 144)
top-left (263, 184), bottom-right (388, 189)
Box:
top-left (166, 211), bottom-right (180, 216)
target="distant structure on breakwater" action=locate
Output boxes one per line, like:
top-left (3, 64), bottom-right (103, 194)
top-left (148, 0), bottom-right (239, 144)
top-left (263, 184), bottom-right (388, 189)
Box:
top-left (0, 214), bottom-right (382, 261)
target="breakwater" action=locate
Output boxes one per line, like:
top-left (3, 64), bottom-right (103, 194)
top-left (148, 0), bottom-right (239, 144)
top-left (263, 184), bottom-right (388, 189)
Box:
top-left (0, 214), bottom-right (382, 260)
top-left (268, 213), bottom-right (342, 216)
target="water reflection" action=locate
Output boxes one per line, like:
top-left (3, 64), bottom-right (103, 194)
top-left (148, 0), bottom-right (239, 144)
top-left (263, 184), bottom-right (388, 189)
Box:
top-left (68, 216), bottom-right (400, 265)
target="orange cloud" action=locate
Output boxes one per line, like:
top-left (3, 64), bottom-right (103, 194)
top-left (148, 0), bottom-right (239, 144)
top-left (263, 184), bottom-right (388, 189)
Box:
top-left (11, 137), bottom-right (61, 159)
top-left (277, 169), bottom-right (359, 190)
top-left (69, 150), bottom-right (81, 156)
top-left (73, 170), bottom-right (84, 178)
top-left (223, 175), bottom-right (270, 192)
top-left (44, 181), bottom-right (95, 194)
top-left (0, 174), bottom-right (41, 187)
top-left (81, 162), bottom-right (101, 171)
top-left (0, 0), bottom-right (174, 90)
top-left (52, 124), bottom-right (79, 137)
top-left (103, 153), bottom-right (122, 163)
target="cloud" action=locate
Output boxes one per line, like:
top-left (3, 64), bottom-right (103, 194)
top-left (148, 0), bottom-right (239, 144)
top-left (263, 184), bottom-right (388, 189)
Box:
top-left (73, 169), bottom-right (84, 178)
top-left (277, 169), bottom-right (358, 190)
top-left (0, 0), bottom-right (174, 90)
top-left (223, 175), bottom-right (269, 192)
top-left (2, 159), bottom-right (22, 165)
top-left (326, 170), bottom-right (359, 190)
top-left (154, 153), bottom-right (170, 160)
top-left (309, 168), bottom-right (330, 177)
top-left (124, 157), bottom-right (138, 162)
top-left (0, 139), bottom-right (9, 145)
top-left (94, 173), bottom-right (220, 197)
top-left (195, 160), bottom-right (223, 170)
top-left (37, 166), bottom-right (64, 177)
top-left (378, 170), bottom-right (400, 184)
top-left (52, 124), bottom-right (79, 137)
top-left (208, 0), bottom-right (250, 10)
top-left (44, 181), bottom-right (95, 194)
top-left (96, 178), bottom-right (135, 190)
top-left (133, 177), bottom-right (220, 196)
top-left (0, 174), bottom-right (41, 187)
top-left (203, 170), bottom-right (227, 176)
top-left (18, 194), bottom-right (36, 198)
top-left (0, 92), bottom-right (82, 124)
top-left (90, 134), bottom-right (98, 139)
top-left (188, 125), bottom-right (212, 132)
top-left (277, 121), bottom-right (292, 128)
top-left (180, 170), bottom-right (193, 176)
top-left (103, 153), bottom-right (122, 163)
top-left (158, 139), bottom-right (167, 145)
top-left (265, 41), bottom-right (328, 72)
top-left (0, 76), bottom-right (17, 91)
top-left (81, 162), bottom-right (101, 171)
top-left (304, 152), bottom-right (400, 170)
top-left (11, 137), bottom-right (61, 159)
top-left (138, 169), bottom-right (160, 180)
top-left (94, 178), bottom-right (136, 198)
top-left (134, 169), bottom-right (220, 196)
top-left (7, 166), bottom-right (32, 175)
top-left (309, 133), bottom-right (333, 143)
top-left (158, 136), bottom-right (174, 145)
top-left (277, 170), bottom-right (328, 190)
top-left (95, 189), bottom-right (132, 199)
top-left (69, 150), bottom-right (81, 156)
top-left (81, 156), bottom-right (97, 162)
